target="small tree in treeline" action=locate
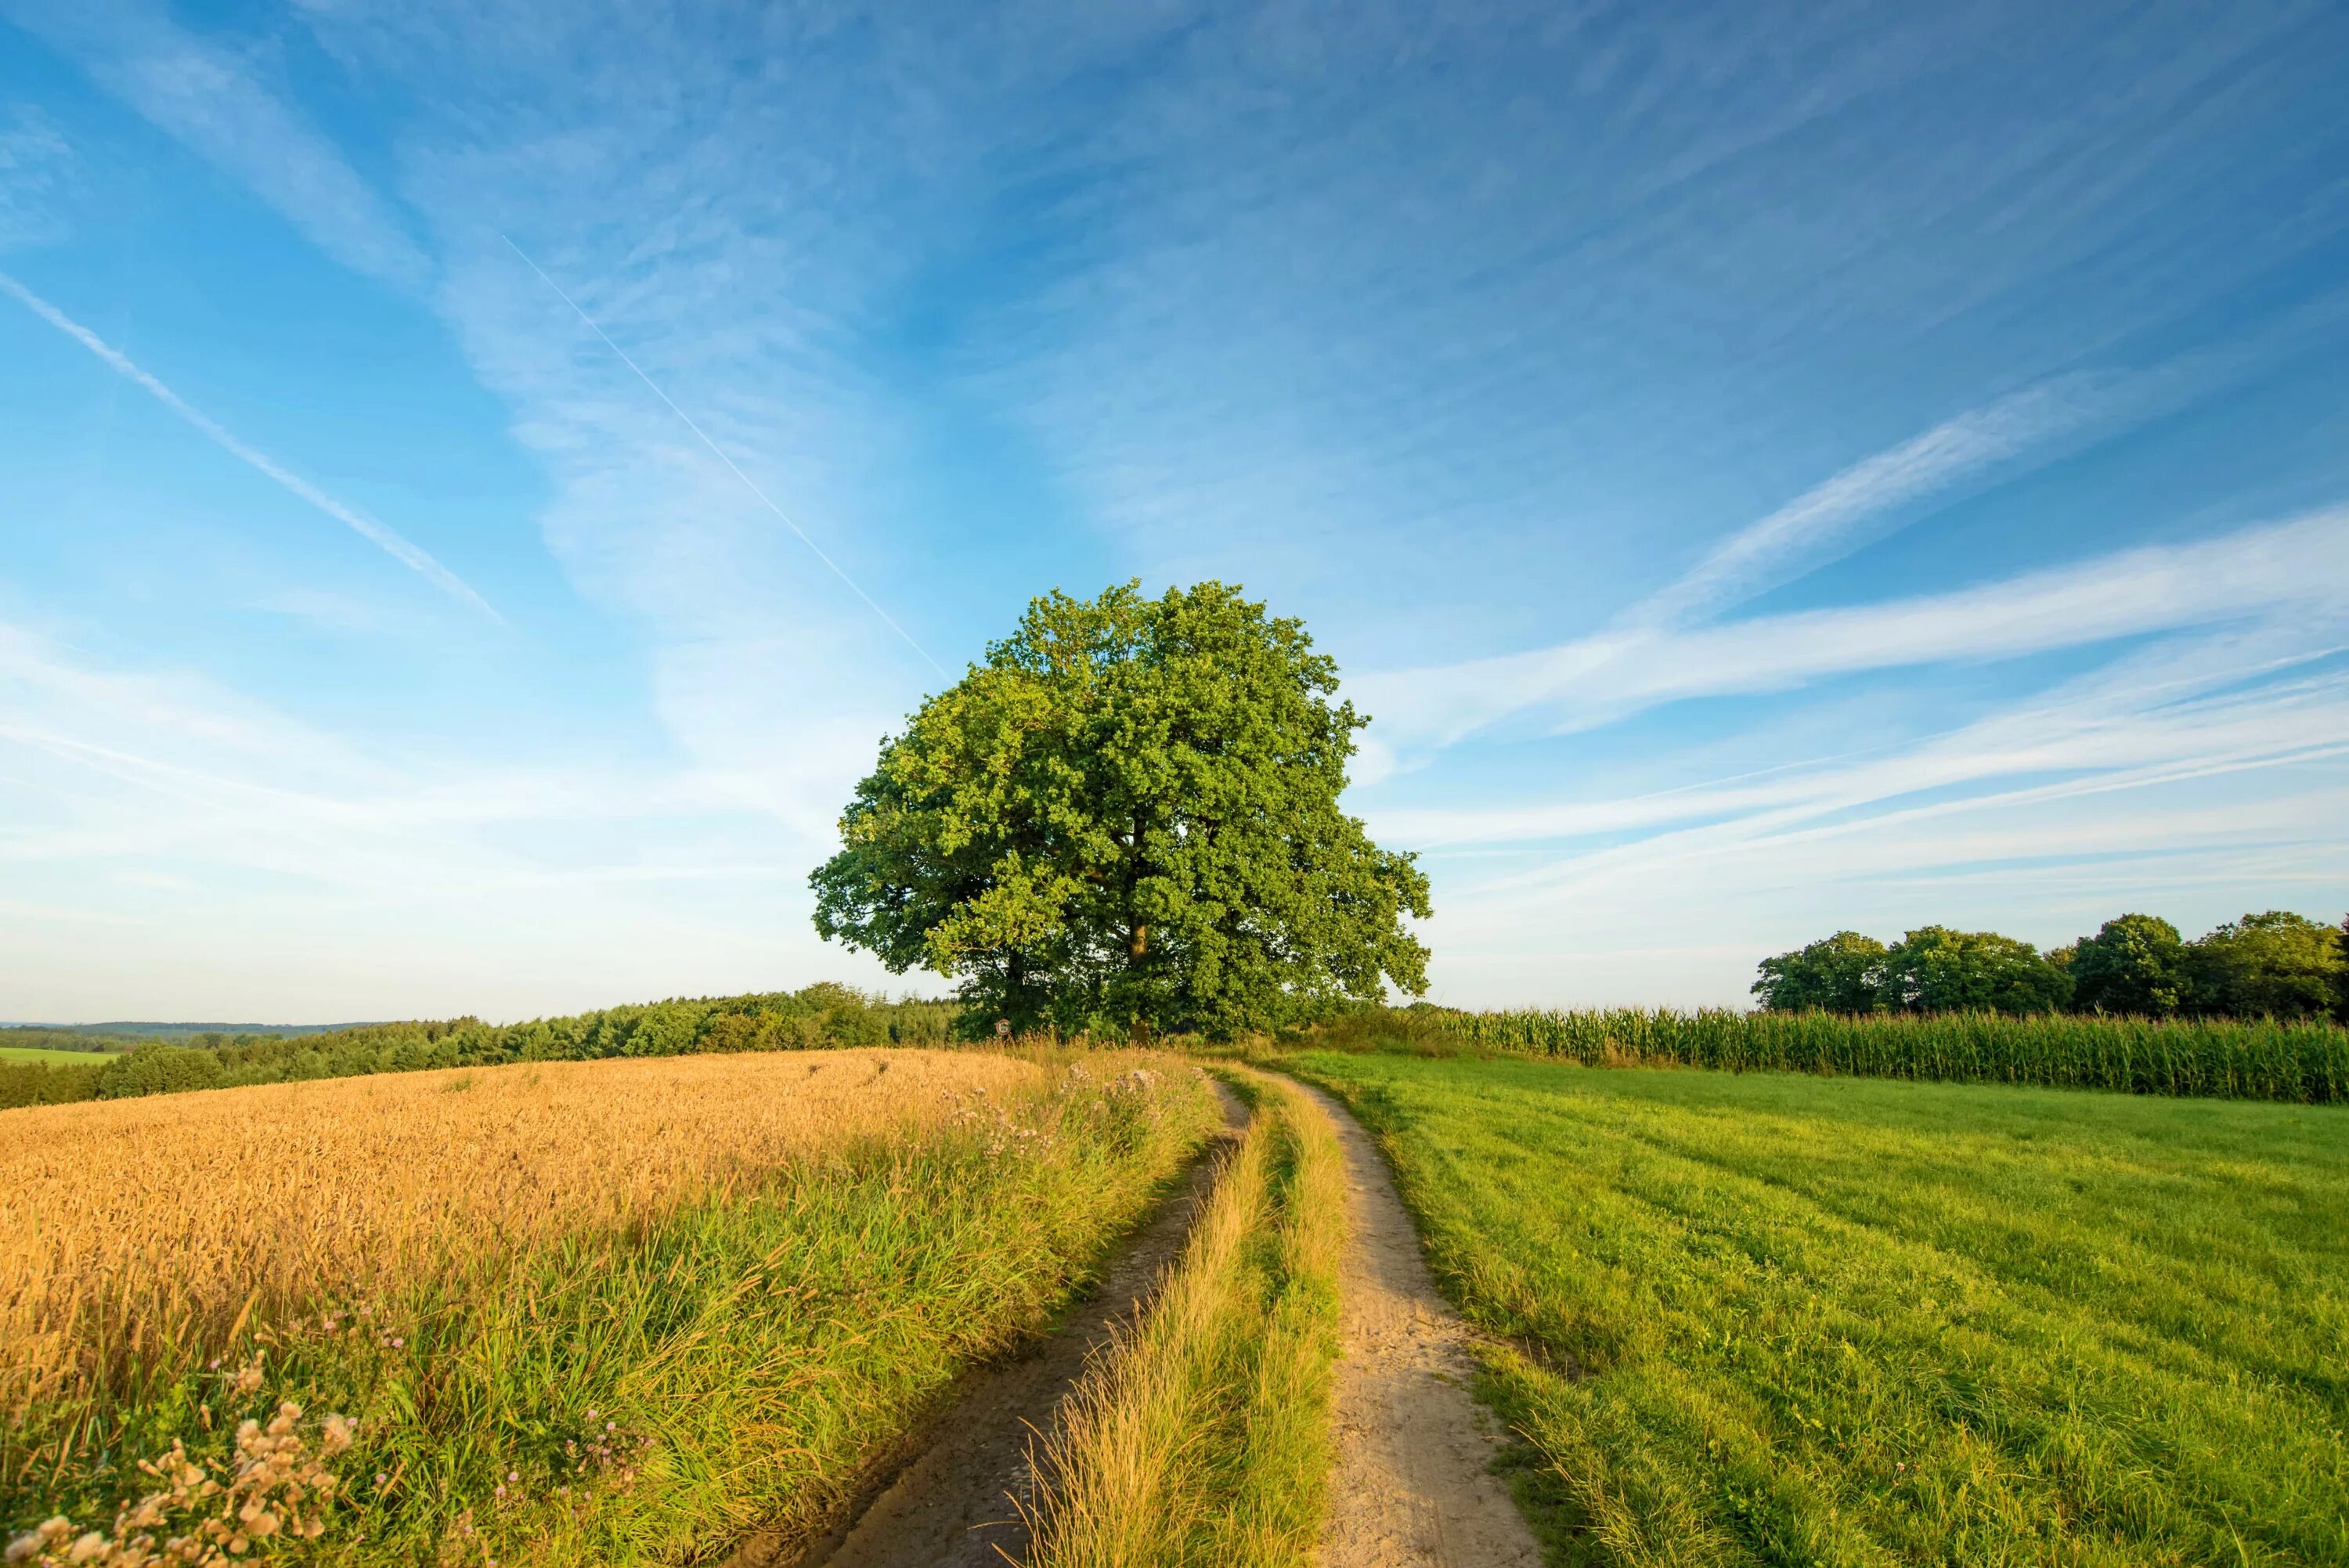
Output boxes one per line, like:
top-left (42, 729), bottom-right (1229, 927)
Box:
top-left (1755, 910), bottom-right (2349, 1020)
top-left (1752, 932), bottom-right (1885, 1013)
top-left (2064, 914), bottom-right (2188, 1016)
top-left (810, 582), bottom-right (1433, 1040)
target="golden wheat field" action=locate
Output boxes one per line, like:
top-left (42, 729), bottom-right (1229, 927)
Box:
top-left (0, 1049), bottom-right (1042, 1418)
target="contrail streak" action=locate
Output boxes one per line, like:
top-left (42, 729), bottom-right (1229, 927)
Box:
top-left (0, 269), bottom-right (501, 622)
top-left (2, 269), bottom-right (500, 619)
top-left (502, 234), bottom-right (947, 678)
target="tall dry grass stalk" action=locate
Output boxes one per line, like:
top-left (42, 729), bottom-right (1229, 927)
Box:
top-left (1024, 1067), bottom-right (1346, 1568)
top-left (0, 1051), bottom-right (1040, 1420)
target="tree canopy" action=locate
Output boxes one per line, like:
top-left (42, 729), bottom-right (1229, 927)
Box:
top-left (1877, 926), bottom-right (2073, 1015)
top-left (1751, 932), bottom-right (1886, 1012)
top-left (2185, 911), bottom-right (2342, 1021)
top-left (1755, 909), bottom-right (2346, 1020)
top-left (810, 581), bottom-right (1432, 1038)
top-left (2066, 914), bottom-right (2187, 1016)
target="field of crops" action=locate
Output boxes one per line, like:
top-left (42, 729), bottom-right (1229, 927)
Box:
top-left (0, 1048), bottom-right (1221, 1564)
top-left (1287, 1050), bottom-right (2349, 1566)
top-left (1423, 1004), bottom-right (2349, 1101)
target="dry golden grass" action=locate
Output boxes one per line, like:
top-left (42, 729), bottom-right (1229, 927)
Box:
top-left (1025, 1067), bottom-right (1346, 1567)
top-left (0, 1050), bottom-right (1041, 1419)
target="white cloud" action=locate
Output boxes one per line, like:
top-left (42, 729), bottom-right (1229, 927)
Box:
top-left (1354, 506), bottom-right (2349, 751)
top-left (3, 0), bottom-right (430, 288)
top-left (1626, 373), bottom-right (2127, 631)
top-left (0, 621), bottom-right (909, 1021)
top-left (1393, 625), bottom-right (2349, 1004)
top-left (0, 106), bottom-right (75, 251)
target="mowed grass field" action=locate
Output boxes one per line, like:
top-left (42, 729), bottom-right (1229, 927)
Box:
top-left (1287, 1051), bottom-right (2349, 1567)
top-left (1, 1048), bottom-right (1220, 1565)
top-left (0, 1047), bottom-right (121, 1066)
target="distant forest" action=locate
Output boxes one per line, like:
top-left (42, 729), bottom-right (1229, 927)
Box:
top-left (1756, 910), bottom-right (2348, 1020)
top-left (0, 1021), bottom-right (360, 1052)
top-left (0, 985), bottom-right (954, 1109)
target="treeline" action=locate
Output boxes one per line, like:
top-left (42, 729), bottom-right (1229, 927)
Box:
top-left (1425, 1006), bottom-right (2349, 1102)
top-left (0, 1028), bottom-right (142, 1054)
top-left (0, 984), bottom-right (958, 1112)
top-left (1753, 911), bottom-right (2347, 1021)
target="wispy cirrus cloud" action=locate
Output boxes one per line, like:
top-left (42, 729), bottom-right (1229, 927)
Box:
top-left (0, 618), bottom-right (898, 1018)
top-left (0, 268), bottom-right (499, 618)
top-left (0, 106), bottom-right (75, 252)
top-left (1626, 375), bottom-right (2134, 633)
top-left (2, 0), bottom-right (429, 289)
top-left (1387, 625), bottom-right (2349, 856)
top-left (1352, 498), bottom-right (2349, 764)
top-left (1402, 628), bottom-right (2349, 1003)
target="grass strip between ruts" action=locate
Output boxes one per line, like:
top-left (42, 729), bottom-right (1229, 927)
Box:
top-left (1023, 1065), bottom-right (1346, 1568)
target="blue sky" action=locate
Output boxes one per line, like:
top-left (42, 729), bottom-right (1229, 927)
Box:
top-left (2, 0), bottom-right (2345, 1022)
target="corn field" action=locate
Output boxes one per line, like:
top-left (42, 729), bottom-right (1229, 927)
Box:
top-left (1432, 1007), bottom-right (2349, 1101)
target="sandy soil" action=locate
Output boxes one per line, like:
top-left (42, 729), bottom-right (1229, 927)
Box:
top-left (1298, 1080), bottom-right (1544, 1568)
top-left (731, 1081), bottom-right (1249, 1568)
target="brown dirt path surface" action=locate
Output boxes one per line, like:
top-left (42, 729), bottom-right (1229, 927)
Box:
top-left (731, 1081), bottom-right (1249, 1568)
top-left (1295, 1080), bottom-right (1544, 1568)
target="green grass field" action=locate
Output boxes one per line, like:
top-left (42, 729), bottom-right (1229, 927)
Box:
top-left (0, 1046), bottom-right (121, 1066)
top-left (1286, 1051), bottom-right (2349, 1566)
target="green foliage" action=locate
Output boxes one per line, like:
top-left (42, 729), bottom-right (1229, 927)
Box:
top-left (94, 1043), bottom-right (226, 1098)
top-left (2339, 916), bottom-right (2349, 1021)
top-left (2066, 912), bottom-right (2188, 1015)
top-left (0, 1060), bottom-right (103, 1112)
top-left (22, 1022), bottom-right (357, 1046)
top-left (1749, 932), bottom-right (1885, 1012)
top-left (811, 582), bottom-right (1431, 1039)
top-left (0, 1028), bottom-right (143, 1054)
top-left (1760, 908), bottom-right (2347, 1023)
top-left (1, 986), bottom-right (958, 1112)
top-left (1876, 925), bottom-right (2072, 1014)
top-left (1423, 1005), bottom-right (2349, 1101)
top-left (1289, 1052), bottom-right (2349, 1568)
top-left (2185, 910), bottom-right (2344, 1021)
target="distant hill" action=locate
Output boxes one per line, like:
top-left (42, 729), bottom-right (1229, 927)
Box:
top-left (2, 1022), bottom-right (370, 1048)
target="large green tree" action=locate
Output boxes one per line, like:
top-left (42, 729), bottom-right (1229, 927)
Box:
top-left (810, 582), bottom-right (1433, 1038)
top-left (2066, 913), bottom-right (2188, 1016)
top-left (1876, 926), bottom-right (2073, 1015)
top-left (1752, 932), bottom-right (1887, 1012)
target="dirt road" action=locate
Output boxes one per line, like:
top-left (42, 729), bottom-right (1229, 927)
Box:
top-left (1296, 1080), bottom-right (1543, 1568)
